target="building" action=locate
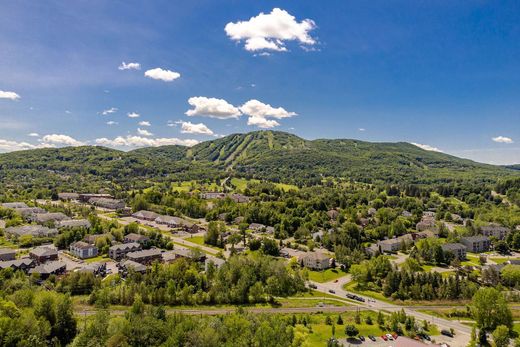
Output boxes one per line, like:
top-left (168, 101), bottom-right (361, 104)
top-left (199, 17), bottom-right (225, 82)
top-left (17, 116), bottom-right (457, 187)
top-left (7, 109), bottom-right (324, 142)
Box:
top-left (120, 259), bottom-right (147, 274)
top-left (89, 197), bottom-right (126, 210)
top-left (56, 219), bottom-right (91, 229)
top-left (480, 224), bottom-right (510, 240)
top-left (155, 215), bottom-right (200, 233)
top-left (78, 262), bottom-right (106, 276)
top-left (1, 202), bottom-right (28, 209)
top-left (0, 248), bottom-right (16, 261)
top-left (0, 258), bottom-right (35, 272)
top-left (108, 242), bottom-right (141, 260)
top-left (166, 248), bottom-right (206, 262)
top-left (416, 218), bottom-right (436, 231)
top-left (249, 223), bottom-right (267, 232)
top-left (124, 233), bottom-right (150, 245)
top-left (205, 256), bottom-right (226, 271)
top-left (132, 210), bottom-right (161, 221)
top-left (460, 235), bottom-right (491, 253)
top-left (4, 225), bottom-right (59, 238)
top-left (378, 238), bottom-right (402, 253)
top-left (70, 241), bottom-right (98, 259)
top-left (15, 207), bottom-right (47, 218)
top-left (200, 192), bottom-right (226, 199)
top-left (30, 212), bottom-right (70, 224)
top-left (58, 192), bottom-right (79, 201)
top-left (412, 230), bottom-right (437, 240)
top-left (126, 248), bottom-right (162, 265)
top-left (30, 246), bottom-right (59, 263)
top-left (78, 193), bottom-right (112, 203)
top-left (229, 194), bottom-right (250, 203)
top-left (28, 261), bottom-right (66, 278)
top-left (83, 233), bottom-right (113, 244)
top-left (402, 210), bottom-right (413, 217)
top-left (395, 336), bottom-right (441, 347)
top-left (442, 243), bottom-right (467, 260)
top-left (326, 209), bottom-right (339, 220)
top-left (300, 252), bottom-right (330, 270)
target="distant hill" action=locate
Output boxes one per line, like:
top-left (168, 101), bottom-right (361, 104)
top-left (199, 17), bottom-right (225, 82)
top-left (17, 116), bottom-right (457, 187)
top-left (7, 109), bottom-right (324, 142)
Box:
top-left (0, 131), bottom-right (518, 191)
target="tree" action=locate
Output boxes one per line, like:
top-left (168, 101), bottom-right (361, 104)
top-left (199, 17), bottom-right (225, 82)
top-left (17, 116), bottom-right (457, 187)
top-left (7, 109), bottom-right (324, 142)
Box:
top-left (492, 325), bottom-right (510, 347)
top-left (54, 295), bottom-right (77, 345)
top-left (345, 324), bottom-right (359, 338)
top-left (336, 315), bottom-right (343, 325)
top-left (471, 288), bottom-right (512, 331)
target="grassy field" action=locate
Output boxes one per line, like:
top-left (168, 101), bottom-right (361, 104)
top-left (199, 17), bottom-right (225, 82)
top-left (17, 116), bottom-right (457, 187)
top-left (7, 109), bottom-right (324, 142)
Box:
top-left (0, 237), bottom-right (17, 249)
top-left (306, 268), bottom-right (347, 283)
top-left (85, 254), bottom-right (110, 263)
top-left (185, 235), bottom-right (224, 250)
top-left (343, 281), bottom-right (391, 303)
top-left (231, 177), bottom-right (299, 192)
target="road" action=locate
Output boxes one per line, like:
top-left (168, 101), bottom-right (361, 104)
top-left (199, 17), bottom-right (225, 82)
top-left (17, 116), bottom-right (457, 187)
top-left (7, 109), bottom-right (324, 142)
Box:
top-left (310, 277), bottom-right (471, 347)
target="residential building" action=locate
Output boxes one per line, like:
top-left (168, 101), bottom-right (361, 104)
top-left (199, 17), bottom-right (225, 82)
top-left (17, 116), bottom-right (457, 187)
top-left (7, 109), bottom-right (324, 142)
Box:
top-left (299, 252), bottom-right (330, 270)
top-left (58, 192), bottom-right (79, 200)
top-left (416, 218), bottom-right (436, 231)
top-left (480, 224), bottom-right (510, 240)
top-left (167, 248), bottom-right (206, 262)
top-left (120, 259), bottom-right (147, 274)
top-left (1, 202), bottom-right (28, 209)
top-left (56, 219), bottom-right (91, 229)
top-left (200, 192), bottom-right (226, 199)
top-left (205, 256), bottom-right (226, 271)
top-left (460, 235), bottom-right (491, 253)
top-left (108, 242), bottom-right (141, 260)
top-left (15, 207), bottom-right (47, 218)
top-left (70, 241), bottom-right (98, 259)
top-left (249, 223), bottom-right (266, 232)
top-left (30, 212), bottom-right (70, 224)
top-left (229, 193), bottom-right (250, 203)
top-left (124, 233), bottom-right (150, 245)
top-left (412, 230), bottom-right (437, 240)
top-left (89, 197), bottom-right (126, 210)
top-left (401, 210), bottom-right (413, 217)
top-left (84, 233), bottom-right (113, 244)
top-left (154, 215), bottom-right (200, 232)
top-left (327, 209), bottom-right (339, 220)
top-left (78, 262), bottom-right (106, 276)
top-left (4, 225), bottom-right (58, 238)
top-left (441, 243), bottom-right (467, 260)
top-left (0, 248), bottom-right (16, 261)
top-left (78, 193), bottom-right (112, 203)
top-left (378, 238), bottom-right (402, 253)
top-left (132, 210), bottom-right (161, 221)
top-left (126, 248), bottom-right (162, 264)
top-left (28, 261), bottom-right (66, 278)
top-left (30, 245), bottom-right (59, 263)
top-left (0, 258), bottom-right (35, 272)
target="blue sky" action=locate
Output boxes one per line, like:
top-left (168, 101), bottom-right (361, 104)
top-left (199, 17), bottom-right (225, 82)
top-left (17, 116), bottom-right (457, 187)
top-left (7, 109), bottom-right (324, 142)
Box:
top-left (0, 1), bottom-right (519, 164)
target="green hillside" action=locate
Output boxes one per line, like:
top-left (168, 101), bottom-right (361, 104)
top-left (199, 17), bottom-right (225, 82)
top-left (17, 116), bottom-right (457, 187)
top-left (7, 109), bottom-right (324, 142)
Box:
top-left (0, 131), bottom-right (517, 192)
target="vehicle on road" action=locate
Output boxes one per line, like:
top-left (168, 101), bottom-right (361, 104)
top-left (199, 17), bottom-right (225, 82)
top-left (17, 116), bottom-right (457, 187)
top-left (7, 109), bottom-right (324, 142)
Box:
top-left (334, 279), bottom-right (339, 283)
top-left (328, 289), bottom-right (335, 294)
top-left (308, 283), bottom-right (317, 289)
top-left (441, 330), bottom-right (454, 338)
top-left (368, 335), bottom-right (376, 341)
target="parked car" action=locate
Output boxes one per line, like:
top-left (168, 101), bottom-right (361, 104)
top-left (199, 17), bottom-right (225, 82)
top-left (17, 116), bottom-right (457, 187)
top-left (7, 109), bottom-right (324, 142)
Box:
top-left (368, 335), bottom-right (376, 341)
top-left (328, 289), bottom-right (336, 294)
top-left (381, 335), bottom-right (388, 341)
top-left (308, 283), bottom-right (317, 289)
top-left (386, 334), bottom-right (394, 341)
top-left (441, 330), bottom-right (454, 338)
top-left (359, 336), bottom-right (365, 341)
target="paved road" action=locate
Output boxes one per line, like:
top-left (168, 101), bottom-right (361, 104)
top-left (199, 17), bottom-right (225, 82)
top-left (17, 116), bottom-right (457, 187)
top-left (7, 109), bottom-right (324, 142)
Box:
top-left (310, 278), bottom-right (471, 347)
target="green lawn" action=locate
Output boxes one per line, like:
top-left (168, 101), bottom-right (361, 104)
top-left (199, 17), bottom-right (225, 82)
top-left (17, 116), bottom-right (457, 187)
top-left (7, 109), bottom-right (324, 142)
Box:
top-left (342, 281), bottom-right (392, 303)
top-left (85, 254), bottom-right (110, 263)
top-left (231, 177), bottom-right (298, 192)
top-left (185, 235), bottom-right (224, 250)
top-left (490, 257), bottom-right (520, 264)
top-left (307, 268), bottom-right (347, 283)
top-left (0, 237), bottom-right (17, 249)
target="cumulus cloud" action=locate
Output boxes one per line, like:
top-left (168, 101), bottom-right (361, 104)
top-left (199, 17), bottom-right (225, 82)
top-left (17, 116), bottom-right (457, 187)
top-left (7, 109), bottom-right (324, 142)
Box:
top-left (0, 139), bottom-right (39, 152)
top-left (0, 90), bottom-right (21, 100)
top-left (225, 8), bottom-right (317, 52)
top-left (492, 136), bottom-right (514, 144)
top-left (101, 107), bottom-right (118, 116)
top-left (28, 133), bottom-right (39, 137)
top-left (95, 136), bottom-right (198, 148)
top-left (240, 99), bottom-right (296, 119)
top-left (144, 68), bottom-right (180, 82)
top-left (127, 112), bottom-right (140, 118)
top-left (167, 120), bottom-right (176, 127)
top-left (118, 61), bottom-right (141, 70)
top-left (411, 142), bottom-right (443, 152)
top-left (106, 121), bottom-right (118, 126)
top-left (177, 121), bottom-right (214, 135)
top-left (185, 96), bottom-right (242, 119)
top-left (138, 121), bottom-right (151, 127)
top-left (137, 128), bottom-right (153, 136)
top-left (41, 134), bottom-right (84, 146)
top-left (247, 116), bottom-right (280, 129)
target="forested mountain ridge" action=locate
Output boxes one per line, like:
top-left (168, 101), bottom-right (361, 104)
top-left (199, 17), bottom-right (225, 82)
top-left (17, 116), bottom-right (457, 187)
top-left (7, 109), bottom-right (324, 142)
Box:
top-left (0, 131), bottom-right (518, 192)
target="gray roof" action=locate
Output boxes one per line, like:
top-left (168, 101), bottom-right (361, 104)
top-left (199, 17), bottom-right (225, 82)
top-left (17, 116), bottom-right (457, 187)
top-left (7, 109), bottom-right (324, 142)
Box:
top-left (57, 219), bottom-right (91, 228)
top-left (121, 259), bottom-right (147, 272)
top-left (461, 235), bottom-right (490, 243)
top-left (124, 233), bottom-right (149, 242)
top-left (5, 225), bottom-right (58, 237)
top-left (70, 241), bottom-right (96, 250)
top-left (109, 242), bottom-right (140, 251)
top-left (1, 202), bottom-right (28, 209)
top-left (0, 258), bottom-right (34, 269)
top-left (441, 243), bottom-right (466, 251)
top-left (30, 246), bottom-right (58, 257)
top-left (126, 248), bottom-right (162, 260)
top-left (300, 252), bottom-right (330, 262)
top-left (132, 210), bottom-right (161, 219)
top-left (33, 212), bottom-right (70, 223)
top-left (29, 261), bottom-right (66, 275)
top-left (0, 248), bottom-right (15, 256)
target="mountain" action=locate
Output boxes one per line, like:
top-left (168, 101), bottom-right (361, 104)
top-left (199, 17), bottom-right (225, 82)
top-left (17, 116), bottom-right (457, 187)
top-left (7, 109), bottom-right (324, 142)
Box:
top-left (0, 131), bottom-right (518, 192)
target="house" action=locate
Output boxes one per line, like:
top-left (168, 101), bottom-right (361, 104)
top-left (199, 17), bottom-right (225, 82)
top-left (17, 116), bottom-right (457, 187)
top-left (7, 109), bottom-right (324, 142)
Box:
top-left (132, 210), bottom-right (161, 221)
top-left (124, 233), bottom-right (150, 245)
top-left (70, 241), bottom-right (98, 259)
top-left (126, 248), bottom-right (162, 264)
top-left (249, 223), bottom-right (266, 232)
top-left (84, 233), bottom-right (113, 244)
top-left (0, 258), bottom-right (35, 272)
top-left (78, 262), bottom-right (106, 276)
top-left (89, 197), bottom-right (126, 210)
top-left (56, 219), bottom-right (91, 229)
top-left (0, 220), bottom-right (5, 229)
top-left (416, 219), bottom-right (436, 231)
top-left (167, 248), bottom-right (206, 262)
top-left (367, 207), bottom-right (377, 216)
top-left (327, 209), bottom-right (339, 220)
top-left (378, 238), bottom-right (402, 253)
top-left (4, 225), bottom-right (58, 238)
top-left (422, 211), bottom-right (436, 218)
top-left (200, 192), bottom-right (226, 200)
top-left (0, 248), bottom-right (16, 261)
top-left (460, 235), bottom-right (491, 253)
top-left (412, 230), bottom-right (438, 240)
top-left (204, 256), bottom-right (226, 271)
top-left (155, 215), bottom-right (200, 233)
top-left (1, 202), bottom-right (28, 209)
top-left (29, 261), bottom-right (66, 278)
top-left (480, 224), bottom-right (510, 240)
top-left (108, 242), bottom-right (141, 260)
top-left (441, 243), bottom-right (467, 260)
top-left (120, 259), bottom-right (147, 274)
top-left (402, 210), bottom-right (413, 217)
top-left (300, 252), bottom-right (330, 270)
top-left (78, 193), bottom-right (112, 203)
top-left (30, 245), bottom-right (59, 263)
top-left (58, 192), bottom-right (79, 201)
top-left (229, 194), bottom-right (250, 203)
top-left (31, 212), bottom-right (70, 224)
top-left (15, 207), bottom-right (47, 218)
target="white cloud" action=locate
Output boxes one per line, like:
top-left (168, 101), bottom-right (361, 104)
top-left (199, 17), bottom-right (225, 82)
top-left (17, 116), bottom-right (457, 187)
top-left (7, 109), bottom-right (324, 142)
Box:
top-left (144, 68), bottom-right (180, 82)
top-left (65, 110), bottom-right (72, 114)
top-left (167, 120), bottom-right (176, 127)
top-left (358, 128), bottom-right (366, 132)
top-left (41, 134), bottom-right (84, 146)
top-left (28, 133), bottom-right (39, 137)
top-left (95, 136), bottom-right (198, 148)
top-left (118, 61), bottom-right (141, 70)
top-left (411, 142), bottom-right (443, 152)
top-left (0, 139), bottom-right (38, 152)
top-left (137, 128), bottom-right (153, 136)
top-left (247, 116), bottom-right (280, 129)
top-left (127, 112), bottom-right (140, 118)
top-left (185, 96), bottom-right (242, 119)
top-left (492, 136), bottom-right (514, 144)
top-left (101, 107), bottom-right (118, 116)
top-left (177, 121), bottom-right (214, 135)
top-left (106, 121), bottom-right (118, 126)
top-left (240, 99), bottom-right (296, 119)
top-left (225, 8), bottom-right (317, 52)
top-left (138, 121), bottom-right (151, 127)
top-left (0, 90), bottom-right (21, 100)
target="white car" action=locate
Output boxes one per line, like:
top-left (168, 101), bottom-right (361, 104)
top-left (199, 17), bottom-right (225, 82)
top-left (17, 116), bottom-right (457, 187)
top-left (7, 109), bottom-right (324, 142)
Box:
top-left (386, 334), bottom-right (394, 341)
